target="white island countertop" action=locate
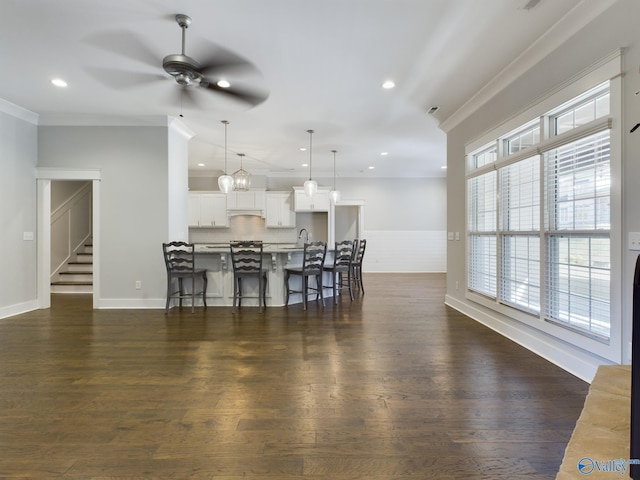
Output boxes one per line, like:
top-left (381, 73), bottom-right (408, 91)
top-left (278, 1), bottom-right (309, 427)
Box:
top-left (194, 243), bottom-right (304, 253)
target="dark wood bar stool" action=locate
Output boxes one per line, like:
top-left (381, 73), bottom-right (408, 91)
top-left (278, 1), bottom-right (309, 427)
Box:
top-left (352, 238), bottom-right (367, 293)
top-left (162, 241), bottom-right (208, 313)
top-left (230, 240), bottom-right (268, 312)
top-left (285, 241), bottom-right (327, 310)
top-left (322, 239), bottom-right (356, 304)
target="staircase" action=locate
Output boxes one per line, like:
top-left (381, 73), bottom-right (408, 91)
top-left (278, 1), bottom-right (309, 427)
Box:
top-left (51, 242), bottom-right (93, 294)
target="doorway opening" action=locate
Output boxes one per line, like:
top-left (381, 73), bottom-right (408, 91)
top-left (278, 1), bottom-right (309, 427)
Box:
top-left (36, 168), bottom-right (101, 309)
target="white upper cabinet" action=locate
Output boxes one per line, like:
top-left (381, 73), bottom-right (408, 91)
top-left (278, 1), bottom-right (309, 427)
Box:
top-left (226, 190), bottom-right (265, 211)
top-left (188, 192), bottom-right (229, 228)
top-left (265, 192), bottom-right (295, 228)
top-left (293, 187), bottom-right (331, 212)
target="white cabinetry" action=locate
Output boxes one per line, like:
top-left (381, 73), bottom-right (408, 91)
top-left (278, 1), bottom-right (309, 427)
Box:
top-left (293, 187), bottom-right (331, 212)
top-left (188, 192), bottom-right (229, 228)
top-left (265, 192), bottom-right (295, 228)
top-left (227, 190), bottom-right (265, 212)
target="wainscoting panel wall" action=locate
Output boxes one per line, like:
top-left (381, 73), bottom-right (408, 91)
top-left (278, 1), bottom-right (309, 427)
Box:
top-left (364, 230), bottom-right (447, 272)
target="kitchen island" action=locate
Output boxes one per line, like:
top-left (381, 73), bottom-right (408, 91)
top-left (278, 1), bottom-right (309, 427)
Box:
top-left (193, 243), bottom-right (334, 308)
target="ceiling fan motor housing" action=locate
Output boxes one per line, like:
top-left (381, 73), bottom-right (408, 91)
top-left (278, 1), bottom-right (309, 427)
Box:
top-left (163, 54), bottom-right (202, 85)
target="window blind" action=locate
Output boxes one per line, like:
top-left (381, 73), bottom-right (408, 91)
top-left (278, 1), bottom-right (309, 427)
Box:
top-left (544, 130), bottom-right (611, 338)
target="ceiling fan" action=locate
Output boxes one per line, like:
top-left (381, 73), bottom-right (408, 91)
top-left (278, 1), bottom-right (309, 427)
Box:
top-left (162, 14), bottom-right (268, 107)
top-left (85, 14), bottom-right (268, 108)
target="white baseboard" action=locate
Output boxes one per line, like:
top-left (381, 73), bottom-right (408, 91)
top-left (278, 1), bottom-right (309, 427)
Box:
top-left (0, 300), bottom-right (39, 319)
top-left (444, 294), bottom-right (612, 383)
top-left (97, 298), bottom-right (166, 309)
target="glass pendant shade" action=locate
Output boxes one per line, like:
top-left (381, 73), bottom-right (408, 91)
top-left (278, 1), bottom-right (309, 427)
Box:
top-left (233, 153), bottom-right (251, 191)
top-left (218, 174), bottom-right (234, 193)
top-left (329, 189), bottom-right (340, 203)
top-left (217, 120), bottom-right (234, 193)
top-left (304, 179), bottom-right (318, 197)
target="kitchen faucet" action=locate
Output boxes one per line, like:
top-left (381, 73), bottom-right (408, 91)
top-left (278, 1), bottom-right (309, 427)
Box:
top-left (298, 228), bottom-right (309, 244)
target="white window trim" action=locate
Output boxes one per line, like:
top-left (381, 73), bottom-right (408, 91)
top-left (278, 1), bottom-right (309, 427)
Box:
top-left (464, 52), bottom-right (623, 364)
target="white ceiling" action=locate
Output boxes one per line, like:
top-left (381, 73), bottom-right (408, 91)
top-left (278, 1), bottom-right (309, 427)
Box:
top-left (0, 0), bottom-right (588, 179)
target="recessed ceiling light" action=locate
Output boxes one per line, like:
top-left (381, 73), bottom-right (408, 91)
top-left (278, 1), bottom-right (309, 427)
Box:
top-left (302, 163), bottom-right (309, 167)
top-left (381, 152), bottom-right (388, 156)
top-left (441, 165), bottom-right (447, 170)
top-left (198, 163), bottom-right (205, 167)
top-left (217, 80), bottom-right (231, 88)
top-left (382, 80), bottom-right (395, 89)
top-left (299, 147), bottom-right (307, 151)
top-left (368, 166), bottom-right (375, 170)
top-left (51, 78), bottom-right (67, 87)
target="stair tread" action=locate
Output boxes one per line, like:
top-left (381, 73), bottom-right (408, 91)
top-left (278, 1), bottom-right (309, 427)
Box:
top-left (51, 280), bottom-right (93, 286)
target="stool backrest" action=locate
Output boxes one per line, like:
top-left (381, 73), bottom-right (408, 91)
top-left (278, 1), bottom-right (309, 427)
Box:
top-left (332, 239), bottom-right (356, 269)
top-left (354, 238), bottom-right (366, 265)
top-left (302, 241), bottom-right (327, 274)
top-left (230, 240), bottom-right (264, 273)
top-left (163, 241), bottom-right (196, 274)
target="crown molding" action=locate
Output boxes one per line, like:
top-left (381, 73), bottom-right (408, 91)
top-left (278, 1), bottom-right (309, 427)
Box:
top-left (0, 98), bottom-right (38, 124)
top-left (439, 0), bottom-right (619, 133)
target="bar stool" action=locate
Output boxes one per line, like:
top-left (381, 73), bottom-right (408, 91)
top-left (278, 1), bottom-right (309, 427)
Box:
top-left (352, 238), bottom-right (366, 293)
top-left (322, 239), bottom-right (356, 304)
top-left (285, 241), bottom-right (327, 310)
top-left (230, 240), bottom-right (268, 312)
top-left (162, 241), bottom-right (208, 313)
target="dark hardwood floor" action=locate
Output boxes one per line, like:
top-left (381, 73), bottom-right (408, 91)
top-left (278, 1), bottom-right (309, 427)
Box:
top-left (0, 273), bottom-right (588, 479)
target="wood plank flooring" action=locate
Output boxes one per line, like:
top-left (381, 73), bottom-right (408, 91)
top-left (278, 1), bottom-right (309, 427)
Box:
top-left (0, 273), bottom-right (588, 479)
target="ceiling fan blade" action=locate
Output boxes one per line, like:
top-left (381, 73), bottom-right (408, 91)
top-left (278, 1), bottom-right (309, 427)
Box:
top-left (84, 66), bottom-right (165, 89)
top-left (85, 30), bottom-right (161, 69)
top-left (180, 86), bottom-right (199, 109)
top-left (195, 41), bottom-right (259, 76)
top-left (200, 81), bottom-right (269, 106)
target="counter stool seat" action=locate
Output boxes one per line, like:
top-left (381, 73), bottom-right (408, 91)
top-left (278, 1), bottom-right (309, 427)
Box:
top-left (230, 240), bottom-right (268, 312)
top-left (352, 239), bottom-right (366, 293)
top-left (162, 241), bottom-right (208, 313)
top-left (285, 241), bottom-right (327, 310)
top-left (323, 240), bottom-right (356, 304)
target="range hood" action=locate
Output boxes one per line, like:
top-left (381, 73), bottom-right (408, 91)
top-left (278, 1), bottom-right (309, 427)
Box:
top-left (227, 208), bottom-right (265, 218)
top-left (226, 191), bottom-right (266, 218)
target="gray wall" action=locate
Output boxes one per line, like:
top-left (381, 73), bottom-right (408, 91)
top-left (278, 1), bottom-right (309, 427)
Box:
top-left (38, 125), bottom-right (171, 306)
top-left (445, 0), bottom-right (640, 380)
top-left (0, 103), bottom-right (38, 316)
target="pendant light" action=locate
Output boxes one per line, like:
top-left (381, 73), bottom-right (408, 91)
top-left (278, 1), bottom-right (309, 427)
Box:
top-left (217, 120), bottom-right (234, 193)
top-left (303, 129), bottom-right (318, 197)
top-left (232, 153), bottom-right (251, 191)
top-left (329, 149), bottom-right (340, 203)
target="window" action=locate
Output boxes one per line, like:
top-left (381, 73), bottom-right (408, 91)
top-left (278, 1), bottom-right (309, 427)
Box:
top-left (505, 122), bottom-right (541, 155)
top-left (553, 87), bottom-right (610, 135)
top-left (499, 156), bottom-right (541, 313)
top-left (466, 81), bottom-right (612, 341)
top-left (544, 130), bottom-right (611, 338)
top-left (468, 171), bottom-right (497, 297)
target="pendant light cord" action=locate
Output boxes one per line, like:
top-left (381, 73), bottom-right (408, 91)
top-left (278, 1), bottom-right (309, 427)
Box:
top-left (222, 120), bottom-right (229, 174)
top-left (307, 129), bottom-right (314, 181)
top-left (332, 149), bottom-right (337, 190)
